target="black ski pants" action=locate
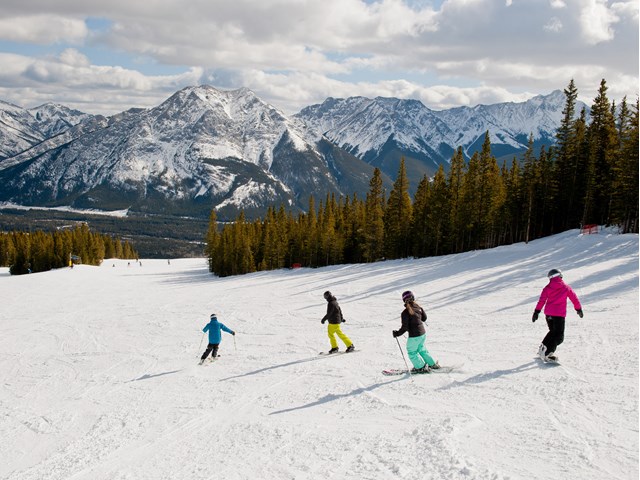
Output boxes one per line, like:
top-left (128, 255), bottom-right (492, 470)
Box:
top-left (542, 316), bottom-right (565, 354)
top-left (201, 343), bottom-right (219, 360)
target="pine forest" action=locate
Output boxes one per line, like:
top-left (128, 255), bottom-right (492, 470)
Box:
top-left (206, 80), bottom-right (639, 277)
top-left (0, 224), bottom-right (138, 275)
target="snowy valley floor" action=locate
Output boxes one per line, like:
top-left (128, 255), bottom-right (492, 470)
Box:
top-left (0, 229), bottom-right (638, 480)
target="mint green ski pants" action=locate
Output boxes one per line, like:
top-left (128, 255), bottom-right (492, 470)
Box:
top-left (406, 334), bottom-right (435, 369)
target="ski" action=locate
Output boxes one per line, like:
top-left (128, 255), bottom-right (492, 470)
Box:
top-left (382, 365), bottom-right (458, 376)
top-left (382, 368), bottom-right (414, 376)
top-left (198, 356), bottom-right (220, 365)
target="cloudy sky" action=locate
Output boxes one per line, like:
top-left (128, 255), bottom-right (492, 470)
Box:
top-left (0, 0), bottom-right (637, 116)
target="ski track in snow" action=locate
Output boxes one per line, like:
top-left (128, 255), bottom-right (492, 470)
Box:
top-left (0, 229), bottom-right (637, 480)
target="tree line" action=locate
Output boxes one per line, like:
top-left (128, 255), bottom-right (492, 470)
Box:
top-left (203, 78), bottom-right (635, 277)
top-left (0, 224), bottom-right (138, 275)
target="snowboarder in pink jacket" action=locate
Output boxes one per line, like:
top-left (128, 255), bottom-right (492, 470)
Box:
top-left (532, 269), bottom-right (583, 362)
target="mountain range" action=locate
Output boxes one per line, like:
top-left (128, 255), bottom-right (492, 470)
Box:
top-left (0, 85), bottom-right (586, 220)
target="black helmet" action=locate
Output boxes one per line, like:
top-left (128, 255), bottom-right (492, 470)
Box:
top-left (323, 291), bottom-right (332, 300)
top-left (210, 313), bottom-right (217, 319)
top-left (547, 269), bottom-right (563, 279)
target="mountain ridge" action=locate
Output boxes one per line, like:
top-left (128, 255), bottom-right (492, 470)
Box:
top-left (0, 85), bottom-right (584, 220)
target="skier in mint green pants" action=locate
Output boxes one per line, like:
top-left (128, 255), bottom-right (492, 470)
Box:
top-left (392, 291), bottom-right (440, 373)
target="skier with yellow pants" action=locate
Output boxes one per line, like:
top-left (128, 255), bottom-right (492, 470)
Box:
top-left (321, 291), bottom-right (355, 354)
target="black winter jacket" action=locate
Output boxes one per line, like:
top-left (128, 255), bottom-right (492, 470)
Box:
top-left (322, 295), bottom-right (343, 324)
top-left (397, 304), bottom-right (427, 337)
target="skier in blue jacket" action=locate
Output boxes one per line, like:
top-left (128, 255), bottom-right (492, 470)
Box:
top-left (199, 313), bottom-right (235, 364)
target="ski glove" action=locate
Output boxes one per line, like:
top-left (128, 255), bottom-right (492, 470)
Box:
top-left (232, 331), bottom-right (236, 336)
top-left (576, 309), bottom-right (584, 318)
top-left (321, 319), bottom-right (326, 324)
top-left (392, 330), bottom-right (400, 337)
top-left (532, 310), bottom-right (541, 322)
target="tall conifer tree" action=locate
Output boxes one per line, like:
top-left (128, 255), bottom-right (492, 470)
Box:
top-left (363, 168), bottom-right (385, 262)
top-left (384, 158), bottom-right (413, 258)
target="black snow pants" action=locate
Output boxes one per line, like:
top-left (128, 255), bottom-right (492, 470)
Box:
top-left (542, 316), bottom-right (565, 354)
top-left (201, 343), bottom-right (219, 360)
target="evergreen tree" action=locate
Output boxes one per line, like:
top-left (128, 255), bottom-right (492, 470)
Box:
top-left (610, 97), bottom-right (639, 232)
top-left (363, 168), bottom-right (385, 262)
top-left (447, 147), bottom-right (466, 253)
top-left (583, 79), bottom-right (619, 225)
top-left (206, 209), bottom-right (220, 273)
top-left (554, 80), bottom-right (588, 230)
top-left (535, 145), bottom-right (556, 237)
top-left (3, 226), bottom-right (136, 275)
top-left (234, 211), bottom-right (255, 274)
top-left (409, 175), bottom-right (431, 257)
top-left (522, 136), bottom-right (538, 243)
top-left (502, 158), bottom-right (523, 244)
top-left (303, 196), bottom-right (319, 267)
top-left (384, 158), bottom-right (413, 259)
top-left (429, 165), bottom-right (450, 255)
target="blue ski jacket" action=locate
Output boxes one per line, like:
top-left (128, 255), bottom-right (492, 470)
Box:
top-left (203, 318), bottom-right (234, 344)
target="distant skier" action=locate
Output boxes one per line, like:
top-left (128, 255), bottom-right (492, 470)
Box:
top-left (321, 291), bottom-right (355, 354)
top-left (393, 290), bottom-right (440, 373)
top-left (199, 313), bottom-right (235, 364)
top-left (532, 269), bottom-right (583, 362)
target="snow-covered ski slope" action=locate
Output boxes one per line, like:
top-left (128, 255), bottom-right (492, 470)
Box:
top-left (1, 229), bottom-right (637, 480)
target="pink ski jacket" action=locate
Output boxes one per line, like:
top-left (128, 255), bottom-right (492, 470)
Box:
top-left (535, 277), bottom-right (582, 317)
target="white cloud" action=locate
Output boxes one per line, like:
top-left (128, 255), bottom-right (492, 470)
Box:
top-left (578, 0), bottom-right (620, 44)
top-left (0, 50), bottom-right (203, 114)
top-left (0, 0), bottom-right (636, 115)
top-left (544, 16), bottom-right (563, 32)
top-left (0, 14), bottom-right (87, 44)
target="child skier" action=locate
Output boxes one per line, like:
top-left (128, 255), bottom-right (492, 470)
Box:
top-left (393, 290), bottom-right (440, 373)
top-left (532, 269), bottom-right (583, 362)
top-left (199, 313), bottom-right (235, 364)
top-left (321, 291), bottom-right (355, 354)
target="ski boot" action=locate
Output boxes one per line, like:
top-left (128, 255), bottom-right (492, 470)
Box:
top-left (430, 361), bottom-right (441, 370)
top-left (345, 345), bottom-right (355, 353)
top-left (328, 347), bottom-right (339, 354)
top-left (411, 364), bottom-right (431, 374)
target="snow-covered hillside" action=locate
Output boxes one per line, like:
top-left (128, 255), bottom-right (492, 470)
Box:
top-left (0, 230), bottom-right (637, 480)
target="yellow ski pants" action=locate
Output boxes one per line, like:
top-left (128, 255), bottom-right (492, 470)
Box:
top-left (327, 323), bottom-right (353, 349)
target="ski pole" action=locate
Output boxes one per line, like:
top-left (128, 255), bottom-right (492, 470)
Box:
top-left (197, 332), bottom-right (204, 358)
top-left (395, 336), bottom-right (411, 374)
top-left (233, 334), bottom-right (237, 351)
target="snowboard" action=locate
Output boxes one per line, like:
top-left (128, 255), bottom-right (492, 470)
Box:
top-left (319, 349), bottom-right (358, 355)
top-left (535, 356), bottom-right (559, 365)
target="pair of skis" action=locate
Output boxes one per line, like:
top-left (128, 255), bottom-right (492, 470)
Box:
top-left (381, 364), bottom-right (458, 376)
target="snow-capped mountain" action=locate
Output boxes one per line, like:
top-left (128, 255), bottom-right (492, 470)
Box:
top-left (0, 101), bottom-right (92, 159)
top-left (0, 86), bottom-right (581, 219)
top-left (0, 100), bottom-right (46, 159)
top-left (29, 103), bottom-right (93, 138)
top-left (295, 90), bottom-right (586, 182)
top-left (0, 86), bottom-right (378, 218)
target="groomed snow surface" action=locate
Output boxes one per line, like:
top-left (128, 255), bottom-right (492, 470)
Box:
top-left (1, 229), bottom-right (637, 480)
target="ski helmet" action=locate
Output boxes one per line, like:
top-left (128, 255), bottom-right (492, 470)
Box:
top-left (547, 269), bottom-right (563, 279)
top-left (210, 313), bottom-right (217, 319)
top-left (402, 290), bottom-right (415, 303)
top-left (323, 291), bottom-right (332, 300)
